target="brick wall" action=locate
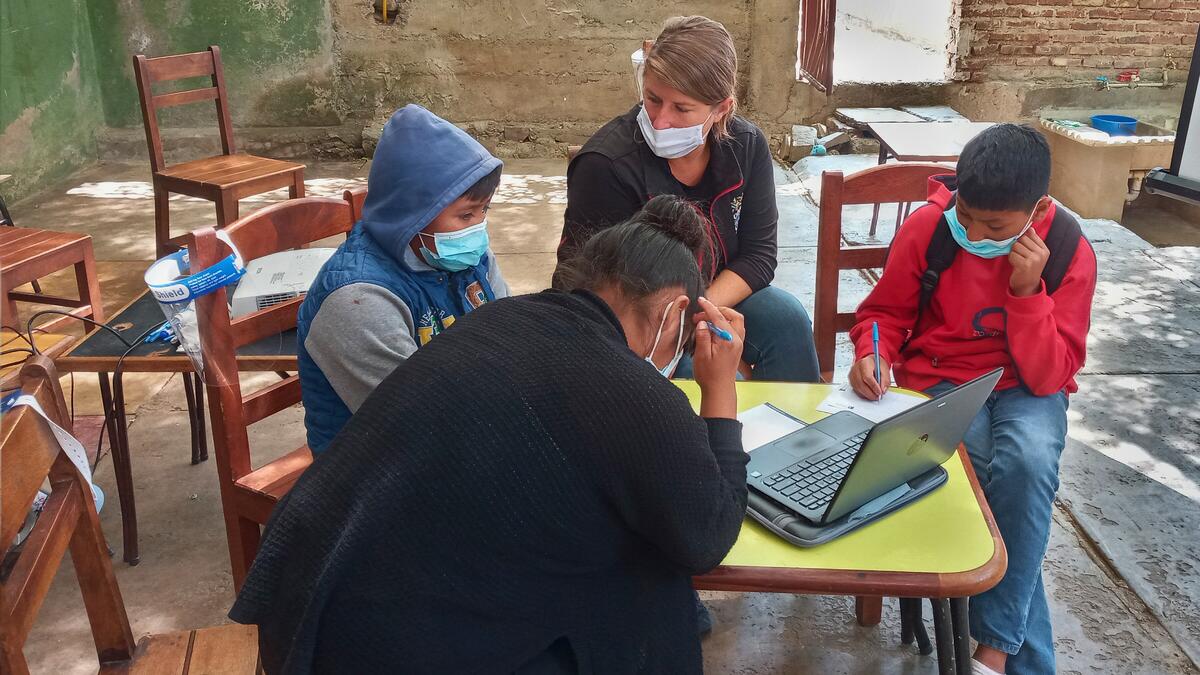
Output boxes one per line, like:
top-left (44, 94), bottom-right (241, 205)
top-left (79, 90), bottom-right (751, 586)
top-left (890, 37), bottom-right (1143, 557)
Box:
top-left (957, 0), bottom-right (1199, 81)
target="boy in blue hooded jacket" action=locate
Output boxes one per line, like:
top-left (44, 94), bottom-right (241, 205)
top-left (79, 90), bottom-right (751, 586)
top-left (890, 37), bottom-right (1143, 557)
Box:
top-left (297, 105), bottom-right (508, 453)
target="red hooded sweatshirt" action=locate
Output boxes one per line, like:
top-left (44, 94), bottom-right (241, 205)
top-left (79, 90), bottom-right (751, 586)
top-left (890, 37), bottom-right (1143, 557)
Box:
top-left (850, 177), bottom-right (1097, 397)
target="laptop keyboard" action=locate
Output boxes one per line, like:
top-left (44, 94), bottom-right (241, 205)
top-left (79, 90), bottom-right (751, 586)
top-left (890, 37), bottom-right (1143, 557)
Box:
top-left (760, 431), bottom-right (869, 511)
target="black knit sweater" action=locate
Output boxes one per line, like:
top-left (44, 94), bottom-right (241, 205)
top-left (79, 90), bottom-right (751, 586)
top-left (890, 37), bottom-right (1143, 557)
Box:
top-left (230, 290), bottom-right (749, 674)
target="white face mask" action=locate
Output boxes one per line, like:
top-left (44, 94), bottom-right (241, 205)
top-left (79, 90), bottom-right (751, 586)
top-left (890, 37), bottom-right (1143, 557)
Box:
top-left (644, 302), bottom-right (686, 378)
top-left (637, 105), bottom-right (711, 159)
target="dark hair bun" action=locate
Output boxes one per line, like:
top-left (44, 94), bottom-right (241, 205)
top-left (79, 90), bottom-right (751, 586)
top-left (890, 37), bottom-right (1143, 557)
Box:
top-left (633, 194), bottom-right (708, 255)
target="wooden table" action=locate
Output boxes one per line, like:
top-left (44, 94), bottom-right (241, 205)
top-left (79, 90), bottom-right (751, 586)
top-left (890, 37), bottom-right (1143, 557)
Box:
top-left (56, 289), bottom-right (296, 565)
top-left (1, 226), bottom-right (104, 333)
top-left (865, 122), bottom-right (995, 237)
top-left (835, 107), bottom-right (926, 128)
top-left (869, 121), bottom-right (996, 163)
top-left (684, 381), bottom-right (1007, 675)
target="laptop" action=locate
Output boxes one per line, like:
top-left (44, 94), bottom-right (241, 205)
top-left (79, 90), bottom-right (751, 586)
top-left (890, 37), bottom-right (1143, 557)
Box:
top-left (746, 368), bottom-right (1003, 528)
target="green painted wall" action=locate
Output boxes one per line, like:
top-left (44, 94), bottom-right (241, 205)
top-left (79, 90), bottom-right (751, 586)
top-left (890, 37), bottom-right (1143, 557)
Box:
top-left (0, 0), bottom-right (106, 203)
top-left (0, 0), bottom-right (337, 203)
top-left (94, 0), bottom-right (339, 129)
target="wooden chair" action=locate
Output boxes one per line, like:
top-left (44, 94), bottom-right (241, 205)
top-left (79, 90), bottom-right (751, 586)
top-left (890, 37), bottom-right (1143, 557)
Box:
top-left (0, 357), bottom-right (261, 673)
top-left (191, 196), bottom-right (355, 588)
top-left (0, 175), bottom-right (37, 294)
top-left (1, 227), bottom-right (104, 335)
top-left (811, 163), bottom-right (954, 629)
top-left (132, 46), bottom-right (306, 257)
top-left (813, 163), bottom-right (954, 383)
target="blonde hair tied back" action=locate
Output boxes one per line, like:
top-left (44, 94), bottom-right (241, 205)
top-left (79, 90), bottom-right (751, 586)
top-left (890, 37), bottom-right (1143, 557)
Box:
top-left (643, 15), bottom-right (738, 141)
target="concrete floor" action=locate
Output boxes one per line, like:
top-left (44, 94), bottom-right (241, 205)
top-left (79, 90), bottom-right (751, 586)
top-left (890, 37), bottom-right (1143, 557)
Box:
top-left (8, 157), bottom-right (1200, 674)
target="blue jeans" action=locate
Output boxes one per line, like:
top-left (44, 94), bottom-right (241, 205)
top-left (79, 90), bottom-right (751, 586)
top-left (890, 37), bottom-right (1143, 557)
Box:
top-left (675, 285), bottom-right (820, 382)
top-left (927, 381), bottom-right (1068, 675)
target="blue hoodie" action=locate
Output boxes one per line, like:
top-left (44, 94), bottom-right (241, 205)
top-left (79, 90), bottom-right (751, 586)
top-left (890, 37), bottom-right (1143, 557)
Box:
top-left (297, 105), bottom-right (507, 453)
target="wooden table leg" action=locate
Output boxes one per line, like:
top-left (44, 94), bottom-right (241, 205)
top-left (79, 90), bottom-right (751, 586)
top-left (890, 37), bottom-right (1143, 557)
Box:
top-left (74, 251), bottom-right (105, 325)
top-left (855, 595), bottom-right (882, 626)
top-left (4, 293), bottom-right (19, 329)
top-left (289, 169), bottom-right (305, 198)
top-left (951, 597), bottom-right (972, 673)
top-left (931, 598), bottom-right (957, 675)
top-left (153, 187), bottom-right (172, 258)
top-left (216, 194), bottom-right (239, 228)
top-left (107, 372), bottom-right (140, 565)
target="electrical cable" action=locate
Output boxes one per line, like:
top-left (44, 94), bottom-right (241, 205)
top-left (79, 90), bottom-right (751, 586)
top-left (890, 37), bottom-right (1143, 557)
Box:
top-left (7, 309), bottom-right (162, 470)
top-left (93, 322), bottom-right (161, 468)
top-left (24, 310), bottom-right (133, 354)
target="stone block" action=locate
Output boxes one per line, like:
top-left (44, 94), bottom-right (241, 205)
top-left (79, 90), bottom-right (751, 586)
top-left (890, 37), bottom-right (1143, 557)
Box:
top-left (503, 126), bottom-right (532, 142)
top-left (788, 125), bottom-right (818, 161)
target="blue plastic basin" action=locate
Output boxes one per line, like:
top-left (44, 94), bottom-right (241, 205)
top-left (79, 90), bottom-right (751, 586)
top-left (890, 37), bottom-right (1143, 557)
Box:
top-left (1091, 114), bottom-right (1138, 136)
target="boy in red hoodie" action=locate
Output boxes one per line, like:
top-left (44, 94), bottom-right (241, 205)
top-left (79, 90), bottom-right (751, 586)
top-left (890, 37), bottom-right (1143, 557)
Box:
top-left (849, 124), bottom-right (1096, 675)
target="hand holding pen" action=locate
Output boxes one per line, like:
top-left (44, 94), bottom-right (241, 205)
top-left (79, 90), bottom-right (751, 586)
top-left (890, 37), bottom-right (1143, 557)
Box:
top-left (849, 321), bottom-right (892, 401)
top-left (691, 297), bottom-right (745, 417)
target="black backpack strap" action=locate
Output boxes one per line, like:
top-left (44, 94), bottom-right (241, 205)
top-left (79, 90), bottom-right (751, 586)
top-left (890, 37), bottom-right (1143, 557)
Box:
top-left (920, 213), bottom-right (960, 314)
top-left (1039, 207), bottom-right (1083, 295)
top-left (898, 194), bottom-right (958, 354)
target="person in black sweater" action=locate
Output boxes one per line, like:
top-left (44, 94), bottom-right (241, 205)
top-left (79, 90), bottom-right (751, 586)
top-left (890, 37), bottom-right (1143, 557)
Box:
top-left (229, 195), bottom-right (750, 674)
top-left (556, 16), bottom-right (820, 383)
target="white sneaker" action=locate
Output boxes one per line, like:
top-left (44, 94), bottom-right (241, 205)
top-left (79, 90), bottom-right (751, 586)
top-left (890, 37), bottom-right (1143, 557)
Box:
top-left (971, 660), bottom-right (1003, 675)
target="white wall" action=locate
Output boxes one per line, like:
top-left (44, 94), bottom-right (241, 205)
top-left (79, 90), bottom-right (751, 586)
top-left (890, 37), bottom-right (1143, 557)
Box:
top-left (839, 0), bottom-right (953, 51)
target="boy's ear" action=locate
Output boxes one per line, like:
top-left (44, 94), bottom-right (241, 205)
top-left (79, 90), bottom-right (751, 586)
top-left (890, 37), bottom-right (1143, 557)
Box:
top-left (1033, 196), bottom-right (1053, 222)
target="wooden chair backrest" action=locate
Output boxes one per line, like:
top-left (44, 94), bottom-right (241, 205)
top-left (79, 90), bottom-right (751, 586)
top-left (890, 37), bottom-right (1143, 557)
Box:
top-left (344, 187), bottom-right (367, 221)
top-left (132, 46), bottom-right (236, 173)
top-left (191, 197), bottom-right (354, 485)
top-left (814, 163), bottom-right (955, 381)
top-left (0, 357), bottom-right (135, 674)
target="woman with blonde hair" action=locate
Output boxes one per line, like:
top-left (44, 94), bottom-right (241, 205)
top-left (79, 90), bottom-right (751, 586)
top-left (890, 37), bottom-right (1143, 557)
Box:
top-left (557, 15), bottom-right (820, 385)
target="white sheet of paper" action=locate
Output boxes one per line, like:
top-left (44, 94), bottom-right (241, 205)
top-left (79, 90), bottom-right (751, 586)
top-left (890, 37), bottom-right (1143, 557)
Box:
top-left (738, 403), bottom-right (807, 453)
top-left (816, 384), bottom-right (924, 423)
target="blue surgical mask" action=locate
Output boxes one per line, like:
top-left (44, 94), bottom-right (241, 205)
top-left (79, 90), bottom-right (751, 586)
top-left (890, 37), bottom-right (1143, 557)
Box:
top-left (418, 221), bottom-right (490, 272)
top-left (637, 105), bottom-right (711, 160)
top-left (944, 206), bottom-right (1036, 259)
top-left (645, 303), bottom-right (686, 378)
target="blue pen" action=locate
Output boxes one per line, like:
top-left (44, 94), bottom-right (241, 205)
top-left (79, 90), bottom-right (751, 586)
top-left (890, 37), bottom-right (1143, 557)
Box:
top-left (872, 321), bottom-right (882, 400)
top-left (707, 321), bottom-right (734, 342)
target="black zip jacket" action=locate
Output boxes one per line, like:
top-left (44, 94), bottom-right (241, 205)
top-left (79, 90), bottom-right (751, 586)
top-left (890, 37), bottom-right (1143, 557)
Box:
top-left (556, 104), bottom-right (780, 291)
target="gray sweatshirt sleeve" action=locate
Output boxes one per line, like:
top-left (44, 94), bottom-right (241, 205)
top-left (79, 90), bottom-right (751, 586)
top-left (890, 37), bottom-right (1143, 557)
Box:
top-left (487, 253), bottom-right (510, 298)
top-left (303, 283), bottom-right (418, 412)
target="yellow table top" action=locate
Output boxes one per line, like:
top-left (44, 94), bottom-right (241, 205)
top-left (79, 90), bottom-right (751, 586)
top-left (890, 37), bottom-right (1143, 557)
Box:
top-left (676, 381), bottom-right (998, 576)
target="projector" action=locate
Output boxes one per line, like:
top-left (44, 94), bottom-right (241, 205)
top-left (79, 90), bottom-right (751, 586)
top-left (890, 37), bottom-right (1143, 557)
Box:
top-left (230, 248), bottom-right (336, 318)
